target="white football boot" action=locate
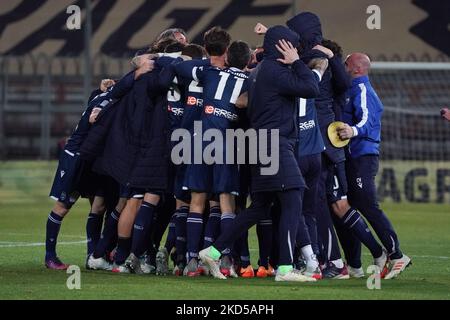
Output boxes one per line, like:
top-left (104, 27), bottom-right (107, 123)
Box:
top-left (199, 247), bottom-right (226, 280)
top-left (87, 255), bottom-right (113, 271)
top-left (384, 254), bottom-right (412, 279)
top-left (275, 269), bottom-right (317, 282)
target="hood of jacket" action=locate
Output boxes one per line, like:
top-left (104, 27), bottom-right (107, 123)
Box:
top-left (286, 12), bottom-right (323, 51)
top-left (263, 25), bottom-right (300, 61)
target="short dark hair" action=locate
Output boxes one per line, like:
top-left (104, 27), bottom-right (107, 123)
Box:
top-left (322, 39), bottom-right (344, 59)
top-left (203, 26), bottom-right (231, 56)
top-left (148, 38), bottom-right (179, 53)
top-left (182, 44), bottom-right (207, 59)
top-left (226, 41), bottom-right (251, 70)
top-left (165, 41), bottom-right (186, 53)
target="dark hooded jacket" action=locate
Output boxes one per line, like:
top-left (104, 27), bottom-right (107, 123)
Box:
top-left (79, 71), bottom-right (136, 163)
top-left (81, 65), bottom-right (171, 190)
top-left (248, 25), bottom-right (320, 192)
top-left (287, 12), bottom-right (351, 163)
top-left (101, 68), bottom-right (170, 190)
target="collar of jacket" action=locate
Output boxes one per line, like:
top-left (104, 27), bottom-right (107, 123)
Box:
top-left (352, 75), bottom-right (370, 86)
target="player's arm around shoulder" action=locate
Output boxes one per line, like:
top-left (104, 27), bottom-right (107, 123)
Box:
top-left (236, 92), bottom-right (248, 109)
top-left (87, 79), bottom-right (116, 123)
top-left (174, 58), bottom-right (209, 81)
top-left (158, 57), bottom-right (184, 90)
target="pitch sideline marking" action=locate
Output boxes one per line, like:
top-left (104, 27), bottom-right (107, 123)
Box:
top-left (1, 232), bottom-right (85, 239)
top-left (0, 240), bottom-right (86, 248)
top-left (247, 249), bottom-right (449, 260)
top-left (0, 242), bottom-right (448, 260)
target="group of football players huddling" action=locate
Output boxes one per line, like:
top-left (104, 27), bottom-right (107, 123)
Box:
top-left (44, 11), bottom-right (411, 282)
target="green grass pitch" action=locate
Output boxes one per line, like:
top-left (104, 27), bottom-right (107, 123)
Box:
top-left (0, 161), bottom-right (449, 300)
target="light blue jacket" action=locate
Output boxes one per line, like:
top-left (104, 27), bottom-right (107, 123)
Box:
top-left (344, 75), bottom-right (383, 158)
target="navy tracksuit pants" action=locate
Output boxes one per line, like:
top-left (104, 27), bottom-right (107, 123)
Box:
top-left (316, 155), bottom-right (343, 263)
top-left (214, 188), bottom-right (309, 266)
top-left (346, 155), bottom-right (402, 258)
top-left (297, 153), bottom-right (321, 255)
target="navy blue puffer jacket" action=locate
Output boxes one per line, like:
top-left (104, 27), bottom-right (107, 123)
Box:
top-left (287, 12), bottom-right (351, 163)
top-left (248, 25), bottom-right (320, 192)
top-left (101, 69), bottom-right (171, 190)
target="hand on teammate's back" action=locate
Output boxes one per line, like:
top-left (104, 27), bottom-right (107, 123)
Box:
top-left (276, 40), bottom-right (299, 65)
top-left (131, 53), bottom-right (159, 69)
top-left (134, 57), bottom-right (155, 79)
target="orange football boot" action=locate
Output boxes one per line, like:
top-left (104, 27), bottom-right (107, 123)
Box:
top-left (240, 265), bottom-right (255, 278)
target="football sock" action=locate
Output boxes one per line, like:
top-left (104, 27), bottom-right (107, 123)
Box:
top-left (341, 208), bottom-right (383, 259)
top-left (86, 212), bottom-right (103, 256)
top-left (331, 259), bottom-right (344, 269)
top-left (220, 212), bottom-right (236, 236)
top-left (333, 214), bottom-right (362, 269)
top-left (301, 244), bottom-right (319, 269)
top-left (164, 211), bottom-right (177, 252)
top-left (240, 256), bottom-right (251, 268)
top-left (45, 211), bottom-right (63, 260)
top-left (175, 206), bottom-right (188, 264)
top-left (187, 212), bottom-right (203, 260)
top-left (115, 237), bottom-right (131, 265)
top-left (131, 201), bottom-right (156, 257)
top-left (203, 206), bottom-right (221, 248)
top-left (93, 209), bottom-right (120, 259)
top-left (145, 245), bottom-right (157, 266)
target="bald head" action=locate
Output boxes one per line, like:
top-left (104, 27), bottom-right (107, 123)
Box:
top-left (345, 52), bottom-right (371, 78)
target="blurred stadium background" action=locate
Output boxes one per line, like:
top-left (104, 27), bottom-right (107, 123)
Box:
top-left (1, 0), bottom-right (449, 204)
